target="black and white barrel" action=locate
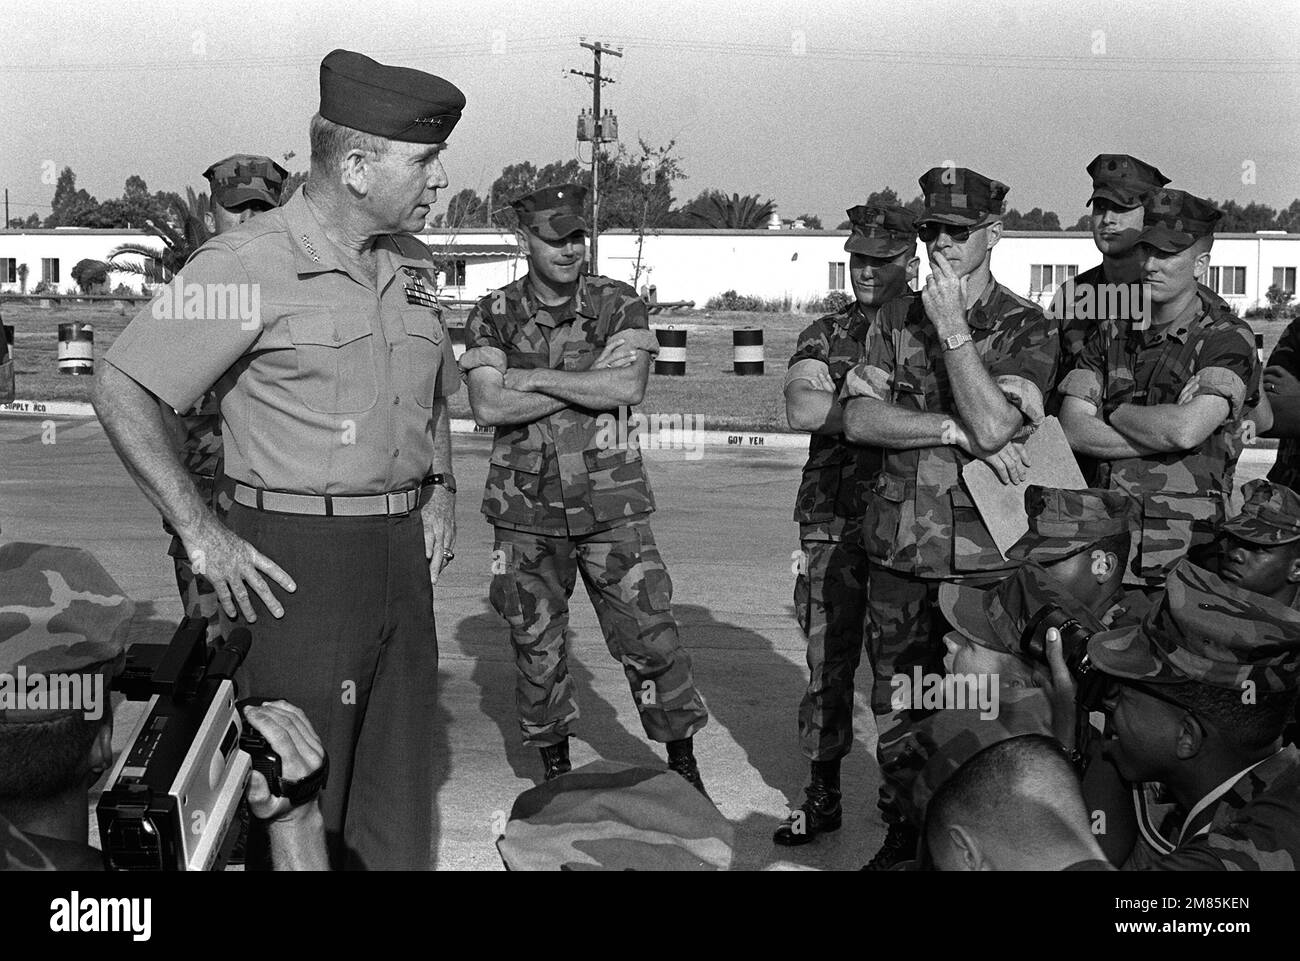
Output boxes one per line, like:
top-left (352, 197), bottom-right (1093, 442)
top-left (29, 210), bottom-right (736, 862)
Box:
top-left (57, 322), bottom-right (94, 375)
top-left (654, 326), bottom-right (687, 376)
top-left (732, 327), bottom-right (765, 376)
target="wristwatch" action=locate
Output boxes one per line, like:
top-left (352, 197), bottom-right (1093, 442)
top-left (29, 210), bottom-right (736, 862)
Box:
top-left (428, 472), bottom-right (457, 494)
top-left (942, 332), bottom-right (973, 351)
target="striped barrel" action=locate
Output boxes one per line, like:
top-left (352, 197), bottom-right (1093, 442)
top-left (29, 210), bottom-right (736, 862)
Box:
top-left (448, 323), bottom-right (468, 362)
top-left (653, 326), bottom-right (687, 376)
top-left (57, 323), bottom-right (94, 375)
top-left (732, 327), bottom-right (765, 376)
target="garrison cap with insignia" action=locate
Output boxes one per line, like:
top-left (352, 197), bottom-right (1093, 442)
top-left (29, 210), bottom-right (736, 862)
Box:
top-left (1137, 188), bottom-right (1222, 253)
top-left (319, 49), bottom-right (465, 144)
top-left (203, 154), bottom-right (288, 210)
top-left (1005, 486), bottom-right (1136, 564)
top-left (939, 562), bottom-right (1107, 655)
top-left (0, 543), bottom-right (133, 722)
top-left (1085, 154), bottom-right (1170, 210)
top-left (511, 183), bottom-right (589, 241)
top-left (1221, 479), bottom-right (1300, 546)
top-left (844, 203), bottom-right (917, 257)
top-left (917, 166), bottom-right (1010, 228)
top-left (1089, 559), bottom-right (1300, 691)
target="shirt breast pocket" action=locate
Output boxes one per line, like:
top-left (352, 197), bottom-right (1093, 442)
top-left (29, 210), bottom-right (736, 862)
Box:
top-left (891, 364), bottom-right (930, 411)
top-left (287, 312), bottom-right (377, 413)
top-left (401, 307), bottom-right (445, 409)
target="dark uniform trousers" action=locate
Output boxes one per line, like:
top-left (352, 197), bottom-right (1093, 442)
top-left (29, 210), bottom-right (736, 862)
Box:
top-left (225, 502), bottom-right (438, 871)
top-left (490, 519), bottom-right (709, 748)
top-left (794, 523), bottom-right (871, 762)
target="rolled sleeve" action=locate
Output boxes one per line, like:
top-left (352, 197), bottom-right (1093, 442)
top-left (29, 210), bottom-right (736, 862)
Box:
top-left (609, 291), bottom-right (651, 336)
top-left (784, 357), bottom-right (830, 390)
top-left (103, 244), bottom-right (260, 412)
top-left (611, 327), bottom-right (660, 356)
top-left (994, 374), bottom-right (1045, 426)
top-left (1193, 366), bottom-right (1247, 421)
top-left (1059, 368), bottom-right (1104, 408)
top-left (840, 360), bottom-right (890, 403)
top-left (458, 345), bottom-right (507, 375)
top-left (1195, 327), bottom-right (1259, 421)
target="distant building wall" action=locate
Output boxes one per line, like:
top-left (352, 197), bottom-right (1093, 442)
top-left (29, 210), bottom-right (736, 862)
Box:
top-left (0, 229), bottom-right (159, 294)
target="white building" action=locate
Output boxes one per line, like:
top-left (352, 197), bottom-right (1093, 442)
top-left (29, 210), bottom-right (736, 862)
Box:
top-left (4, 225), bottom-right (1297, 316)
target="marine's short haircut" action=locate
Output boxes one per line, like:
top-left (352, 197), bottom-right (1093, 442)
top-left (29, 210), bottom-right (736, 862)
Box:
top-left (925, 733), bottom-right (1084, 855)
top-left (0, 713), bottom-right (103, 801)
top-left (1167, 680), bottom-right (1296, 754)
top-left (309, 112), bottom-right (391, 174)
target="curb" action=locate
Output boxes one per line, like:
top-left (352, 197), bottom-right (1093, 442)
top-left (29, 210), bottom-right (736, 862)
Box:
top-left (2, 400), bottom-right (1280, 461)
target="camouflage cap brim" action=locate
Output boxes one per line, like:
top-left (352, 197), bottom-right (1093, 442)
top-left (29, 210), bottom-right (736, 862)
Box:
top-left (844, 234), bottom-right (914, 257)
top-left (1086, 625), bottom-right (1178, 684)
top-left (938, 582), bottom-right (1014, 653)
top-left (1220, 515), bottom-right (1300, 546)
top-left (917, 211), bottom-right (989, 228)
top-left (214, 185), bottom-right (280, 210)
top-left (1137, 222), bottom-right (1197, 253)
top-left (1005, 535), bottom-right (1094, 565)
top-left (524, 213), bottom-right (588, 242)
top-left (1086, 186), bottom-right (1146, 210)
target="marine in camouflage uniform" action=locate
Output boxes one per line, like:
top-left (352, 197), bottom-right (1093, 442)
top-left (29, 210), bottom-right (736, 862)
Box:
top-left (0, 541), bottom-right (134, 871)
top-left (841, 167), bottom-right (1060, 867)
top-left (1264, 315), bottom-right (1300, 493)
top-left (163, 154), bottom-right (288, 646)
top-left (773, 203), bottom-right (915, 846)
top-left (1059, 189), bottom-right (1261, 593)
top-left (461, 184), bottom-right (709, 788)
top-left (1086, 559), bottom-right (1300, 870)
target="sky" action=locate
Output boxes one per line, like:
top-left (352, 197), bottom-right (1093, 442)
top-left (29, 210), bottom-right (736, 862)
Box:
top-left (2, 0), bottom-right (1298, 226)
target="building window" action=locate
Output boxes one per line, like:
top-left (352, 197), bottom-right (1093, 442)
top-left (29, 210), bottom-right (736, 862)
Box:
top-left (41, 258), bottom-right (59, 284)
top-left (450, 259), bottom-right (467, 287)
top-left (1210, 265), bottom-right (1246, 296)
top-left (1273, 266), bottom-right (1296, 295)
top-left (1031, 264), bottom-right (1077, 293)
top-left (828, 262), bottom-right (846, 290)
top-left (0, 259), bottom-right (15, 284)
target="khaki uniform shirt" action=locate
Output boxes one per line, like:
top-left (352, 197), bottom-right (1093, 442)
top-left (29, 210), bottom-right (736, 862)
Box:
top-left (105, 189), bottom-right (458, 495)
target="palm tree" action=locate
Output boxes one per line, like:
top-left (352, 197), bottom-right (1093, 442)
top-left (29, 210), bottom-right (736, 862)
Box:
top-left (105, 187), bottom-right (212, 283)
top-left (684, 191), bottom-right (777, 230)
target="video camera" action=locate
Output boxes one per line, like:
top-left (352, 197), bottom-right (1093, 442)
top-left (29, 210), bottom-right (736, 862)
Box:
top-left (95, 618), bottom-right (326, 871)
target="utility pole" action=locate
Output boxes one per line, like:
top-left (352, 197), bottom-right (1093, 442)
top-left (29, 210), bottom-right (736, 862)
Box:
top-left (571, 39), bottom-right (621, 275)
top-left (4, 189), bottom-right (8, 228)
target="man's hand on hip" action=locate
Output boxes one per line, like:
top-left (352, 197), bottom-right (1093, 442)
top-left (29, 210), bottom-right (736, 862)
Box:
top-left (423, 486), bottom-right (456, 588)
top-left (185, 516), bottom-right (295, 621)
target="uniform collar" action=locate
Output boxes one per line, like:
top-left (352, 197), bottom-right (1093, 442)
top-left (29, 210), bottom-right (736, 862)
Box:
top-left (965, 275), bottom-right (1002, 331)
top-left (285, 188), bottom-right (431, 288)
top-left (520, 273), bottom-right (599, 328)
top-left (1178, 746), bottom-right (1293, 844)
top-left (1138, 293), bottom-right (1204, 347)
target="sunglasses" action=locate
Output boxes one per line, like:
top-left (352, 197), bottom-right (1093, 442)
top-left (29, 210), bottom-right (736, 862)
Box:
top-left (917, 222), bottom-right (982, 244)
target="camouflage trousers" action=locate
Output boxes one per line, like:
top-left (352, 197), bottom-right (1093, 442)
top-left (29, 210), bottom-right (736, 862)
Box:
top-left (793, 527), bottom-right (871, 762)
top-left (866, 567), bottom-right (963, 825)
top-left (163, 473), bottom-right (222, 647)
top-left (490, 520), bottom-right (710, 748)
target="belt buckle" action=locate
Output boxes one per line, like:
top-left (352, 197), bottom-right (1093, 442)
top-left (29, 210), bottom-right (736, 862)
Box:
top-left (386, 491), bottom-right (408, 516)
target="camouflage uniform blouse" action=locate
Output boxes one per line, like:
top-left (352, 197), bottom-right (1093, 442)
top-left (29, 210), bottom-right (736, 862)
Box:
top-left (1266, 316), bottom-right (1300, 493)
top-left (1059, 288), bottom-right (1260, 586)
top-left (461, 274), bottom-right (660, 537)
top-left (841, 280), bottom-right (1059, 577)
top-left (785, 301), bottom-right (883, 541)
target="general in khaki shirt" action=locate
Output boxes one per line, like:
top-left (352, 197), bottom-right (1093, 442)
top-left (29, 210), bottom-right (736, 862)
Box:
top-left (105, 189), bottom-right (458, 495)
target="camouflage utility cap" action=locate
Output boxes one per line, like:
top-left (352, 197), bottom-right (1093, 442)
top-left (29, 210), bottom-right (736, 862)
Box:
top-left (1006, 485), bottom-right (1135, 563)
top-left (1089, 559), bottom-right (1300, 691)
top-left (0, 543), bottom-right (133, 721)
top-left (319, 48), bottom-right (465, 144)
top-left (512, 184), bottom-right (589, 241)
top-left (917, 166), bottom-right (1009, 227)
top-left (203, 154), bottom-right (288, 210)
top-left (1138, 188), bottom-right (1222, 253)
top-left (1085, 154), bottom-right (1170, 210)
top-left (1221, 479), bottom-right (1300, 546)
top-left (844, 203), bottom-right (917, 257)
top-left (939, 562), bottom-right (1107, 655)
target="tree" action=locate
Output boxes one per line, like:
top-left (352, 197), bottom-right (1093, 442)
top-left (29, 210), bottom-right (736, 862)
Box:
top-left (489, 159), bottom-right (585, 229)
top-left (794, 213), bottom-right (823, 229)
top-left (677, 190), bottom-right (777, 229)
top-left (71, 258), bottom-right (109, 293)
top-left (1002, 207), bottom-right (1063, 230)
top-left (835, 188), bottom-right (925, 228)
top-left (107, 187), bottom-right (211, 282)
top-left (16, 262), bottom-right (29, 293)
top-left (435, 187), bottom-right (491, 229)
top-left (1266, 283), bottom-right (1295, 318)
top-left (280, 170), bottom-right (307, 205)
top-left (7, 213), bottom-right (41, 228)
top-left (44, 167), bottom-right (100, 227)
top-left (1070, 214), bottom-right (1091, 231)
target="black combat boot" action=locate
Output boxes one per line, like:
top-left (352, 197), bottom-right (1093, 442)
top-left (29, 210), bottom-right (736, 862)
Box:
top-left (539, 737), bottom-right (571, 781)
top-left (666, 737), bottom-right (708, 797)
top-left (862, 821), bottom-right (919, 870)
top-left (773, 759), bottom-right (842, 846)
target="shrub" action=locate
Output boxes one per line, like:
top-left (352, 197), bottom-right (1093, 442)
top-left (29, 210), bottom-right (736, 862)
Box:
top-left (704, 290), bottom-right (794, 312)
top-left (806, 290), bottom-right (854, 314)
